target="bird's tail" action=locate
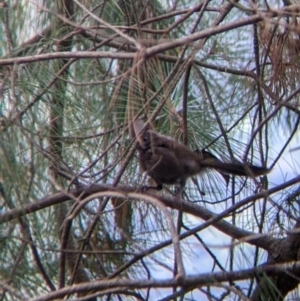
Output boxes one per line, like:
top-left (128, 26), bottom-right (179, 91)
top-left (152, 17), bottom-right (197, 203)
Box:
top-left (201, 160), bottom-right (270, 177)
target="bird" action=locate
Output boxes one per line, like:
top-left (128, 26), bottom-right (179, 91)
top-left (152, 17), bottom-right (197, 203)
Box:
top-left (132, 119), bottom-right (270, 195)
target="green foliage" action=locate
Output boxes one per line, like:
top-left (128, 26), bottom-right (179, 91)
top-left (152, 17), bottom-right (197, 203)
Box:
top-left (1, 0), bottom-right (300, 300)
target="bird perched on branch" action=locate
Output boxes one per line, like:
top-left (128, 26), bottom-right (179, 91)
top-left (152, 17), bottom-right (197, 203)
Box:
top-left (132, 119), bottom-right (270, 195)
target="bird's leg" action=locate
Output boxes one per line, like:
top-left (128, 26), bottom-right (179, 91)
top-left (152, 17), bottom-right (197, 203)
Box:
top-left (175, 180), bottom-right (185, 198)
top-left (175, 185), bottom-right (183, 197)
top-left (141, 183), bottom-right (163, 192)
top-left (138, 172), bottom-right (163, 192)
top-left (173, 181), bottom-right (185, 214)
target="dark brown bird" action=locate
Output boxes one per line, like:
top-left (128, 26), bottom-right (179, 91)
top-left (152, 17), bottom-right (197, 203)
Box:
top-left (133, 119), bottom-right (270, 194)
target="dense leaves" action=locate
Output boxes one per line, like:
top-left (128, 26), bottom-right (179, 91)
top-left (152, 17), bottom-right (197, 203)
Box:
top-left (1, 0), bottom-right (300, 300)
